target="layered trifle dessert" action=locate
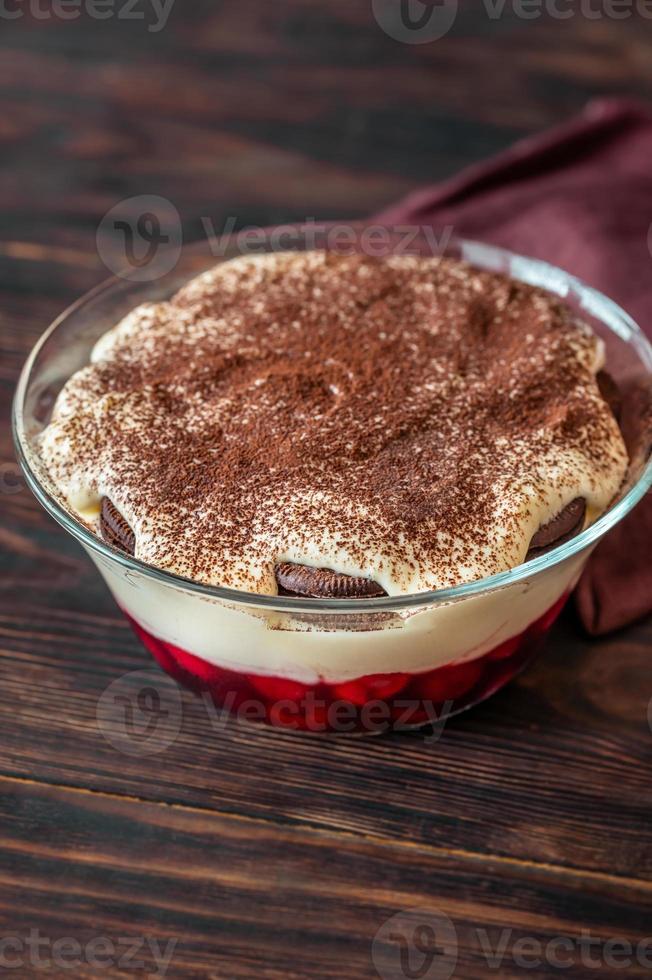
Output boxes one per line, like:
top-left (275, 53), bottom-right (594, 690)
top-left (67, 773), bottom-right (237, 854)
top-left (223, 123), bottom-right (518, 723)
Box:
top-left (32, 250), bottom-right (631, 732)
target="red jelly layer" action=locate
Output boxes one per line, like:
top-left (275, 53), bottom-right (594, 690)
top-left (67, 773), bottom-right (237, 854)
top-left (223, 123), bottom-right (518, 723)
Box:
top-left (125, 592), bottom-right (568, 734)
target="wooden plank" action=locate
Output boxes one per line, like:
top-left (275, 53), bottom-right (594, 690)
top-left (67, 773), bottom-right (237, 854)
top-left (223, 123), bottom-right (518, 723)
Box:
top-left (2, 777), bottom-right (651, 980)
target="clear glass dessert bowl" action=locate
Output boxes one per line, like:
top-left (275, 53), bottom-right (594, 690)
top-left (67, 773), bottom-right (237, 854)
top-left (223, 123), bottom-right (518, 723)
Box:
top-left (13, 233), bottom-right (652, 735)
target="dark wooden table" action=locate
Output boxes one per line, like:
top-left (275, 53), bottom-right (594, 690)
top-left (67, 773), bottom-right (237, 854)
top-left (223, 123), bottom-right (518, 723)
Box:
top-left (2, 4), bottom-right (652, 978)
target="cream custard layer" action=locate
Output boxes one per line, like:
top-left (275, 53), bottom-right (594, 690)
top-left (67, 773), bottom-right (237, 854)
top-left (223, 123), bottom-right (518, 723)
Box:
top-left (90, 545), bottom-right (585, 683)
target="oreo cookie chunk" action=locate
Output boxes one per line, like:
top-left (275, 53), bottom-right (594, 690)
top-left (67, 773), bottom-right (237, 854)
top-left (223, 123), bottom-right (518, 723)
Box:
top-left (276, 562), bottom-right (387, 599)
top-left (526, 497), bottom-right (586, 561)
top-left (100, 498), bottom-right (136, 556)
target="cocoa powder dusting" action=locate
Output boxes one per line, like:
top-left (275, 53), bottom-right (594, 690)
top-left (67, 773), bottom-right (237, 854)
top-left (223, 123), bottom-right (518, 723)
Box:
top-left (39, 251), bottom-right (629, 593)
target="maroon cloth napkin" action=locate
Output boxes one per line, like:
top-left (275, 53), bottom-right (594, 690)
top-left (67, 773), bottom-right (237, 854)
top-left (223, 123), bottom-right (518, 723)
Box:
top-left (377, 99), bottom-right (652, 634)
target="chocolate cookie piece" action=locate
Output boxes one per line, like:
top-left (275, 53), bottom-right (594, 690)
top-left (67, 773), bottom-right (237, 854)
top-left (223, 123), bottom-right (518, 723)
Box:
top-left (100, 497), bottom-right (136, 556)
top-left (276, 562), bottom-right (387, 599)
top-left (526, 497), bottom-right (586, 560)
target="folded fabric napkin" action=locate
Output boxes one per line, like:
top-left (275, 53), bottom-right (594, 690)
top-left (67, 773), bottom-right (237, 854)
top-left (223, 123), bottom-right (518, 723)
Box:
top-left (377, 99), bottom-right (652, 634)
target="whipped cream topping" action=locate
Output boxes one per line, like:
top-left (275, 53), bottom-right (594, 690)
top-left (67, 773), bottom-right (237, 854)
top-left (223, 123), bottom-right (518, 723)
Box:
top-left (37, 251), bottom-right (628, 596)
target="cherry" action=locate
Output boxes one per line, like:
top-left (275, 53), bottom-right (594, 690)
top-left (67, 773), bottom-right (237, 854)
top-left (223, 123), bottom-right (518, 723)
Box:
top-left (331, 672), bottom-right (410, 706)
top-left (248, 674), bottom-right (310, 704)
top-left (417, 659), bottom-right (484, 703)
top-left (170, 645), bottom-right (221, 683)
top-left (487, 634), bottom-right (521, 662)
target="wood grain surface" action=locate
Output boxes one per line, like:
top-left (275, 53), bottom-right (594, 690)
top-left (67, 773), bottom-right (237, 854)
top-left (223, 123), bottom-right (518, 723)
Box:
top-left (2, 3), bottom-right (652, 978)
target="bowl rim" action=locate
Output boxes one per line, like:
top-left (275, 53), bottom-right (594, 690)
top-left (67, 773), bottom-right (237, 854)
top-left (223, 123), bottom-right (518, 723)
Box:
top-left (12, 235), bottom-right (652, 613)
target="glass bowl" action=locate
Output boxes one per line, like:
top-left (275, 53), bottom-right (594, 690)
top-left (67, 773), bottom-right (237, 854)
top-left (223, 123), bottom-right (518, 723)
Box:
top-left (13, 231), bottom-right (652, 735)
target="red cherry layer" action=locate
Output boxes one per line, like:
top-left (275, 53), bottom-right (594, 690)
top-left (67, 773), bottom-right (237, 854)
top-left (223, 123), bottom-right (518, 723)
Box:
top-left (123, 593), bottom-right (569, 733)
